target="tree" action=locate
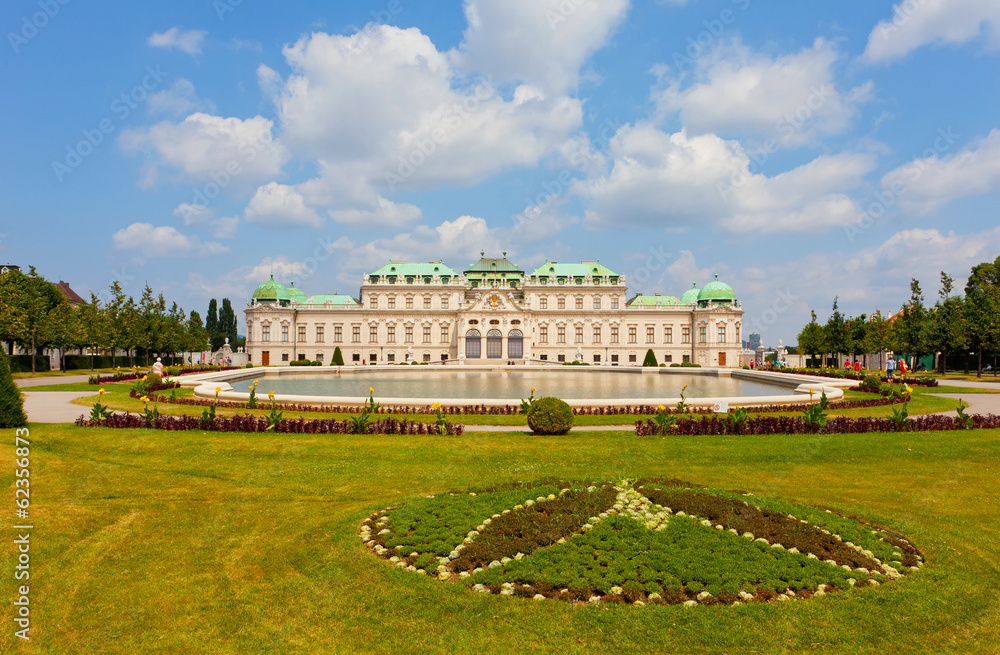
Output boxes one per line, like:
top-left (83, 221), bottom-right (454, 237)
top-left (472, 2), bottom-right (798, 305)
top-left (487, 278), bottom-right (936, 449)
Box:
top-left (14, 268), bottom-right (64, 373)
top-left (218, 298), bottom-right (237, 349)
top-left (206, 299), bottom-right (219, 352)
top-left (0, 270), bottom-right (29, 355)
top-left (847, 314), bottom-right (867, 363)
top-left (106, 281), bottom-right (133, 369)
top-left (965, 256), bottom-right (1000, 377)
top-left (642, 349), bottom-right (658, 367)
top-left (862, 310), bottom-right (893, 372)
top-left (79, 292), bottom-right (111, 370)
top-left (186, 310), bottom-right (206, 356)
top-left (41, 299), bottom-right (81, 371)
top-left (894, 278), bottom-right (926, 368)
top-left (332, 346), bottom-right (344, 366)
top-left (923, 272), bottom-right (968, 374)
top-left (0, 349), bottom-right (27, 428)
top-left (797, 310), bottom-right (825, 367)
top-left (823, 298), bottom-right (851, 366)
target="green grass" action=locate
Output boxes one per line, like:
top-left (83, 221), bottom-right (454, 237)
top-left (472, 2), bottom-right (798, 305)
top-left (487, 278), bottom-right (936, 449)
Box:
top-left (2, 422), bottom-right (1000, 654)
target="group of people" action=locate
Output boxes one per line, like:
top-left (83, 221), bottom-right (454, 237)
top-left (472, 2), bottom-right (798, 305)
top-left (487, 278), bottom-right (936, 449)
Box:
top-left (844, 356), bottom-right (908, 380)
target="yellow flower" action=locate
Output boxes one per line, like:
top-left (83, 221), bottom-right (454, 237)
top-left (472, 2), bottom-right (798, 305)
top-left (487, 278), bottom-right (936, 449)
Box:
top-left (682, 384), bottom-right (688, 390)
top-left (140, 395), bottom-right (150, 404)
top-left (657, 404), bottom-right (666, 411)
top-left (249, 385), bottom-right (254, 391)
top-left (369, 387), bottom-right (374, 394)
top-left (268, 390), bottom-right (275, 400)
top-left (99, 388), bottom-right (106, 396)
top-left (143, 375), bottom-right (148, 381)
top-left (253, 380), bottom-right (259, 387)
top-left (432, 402), bottom-right (441, 410)
top-left (531, 387), bottom-right (536, 393)
top-left (809, 388), bottom-right (815, 395)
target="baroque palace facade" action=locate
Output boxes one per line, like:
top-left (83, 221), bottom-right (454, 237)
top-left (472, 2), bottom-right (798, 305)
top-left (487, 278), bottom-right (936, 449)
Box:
top-left (244, 254), bottom-right (743, 367)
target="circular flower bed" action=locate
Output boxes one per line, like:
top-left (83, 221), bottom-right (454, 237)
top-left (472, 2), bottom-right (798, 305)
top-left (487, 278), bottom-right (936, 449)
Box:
top-left (360, 479), bottom-right (923, 606)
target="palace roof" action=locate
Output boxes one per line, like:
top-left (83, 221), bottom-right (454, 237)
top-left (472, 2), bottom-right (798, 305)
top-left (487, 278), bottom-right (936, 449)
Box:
top-left (370, 261), bottom-right (457, 278)
top-left (530, 260), bottom-right (619, 279)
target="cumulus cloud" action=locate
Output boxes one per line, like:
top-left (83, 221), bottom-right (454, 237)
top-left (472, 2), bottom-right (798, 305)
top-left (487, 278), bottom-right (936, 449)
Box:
top-left (112, 223), bottom-right (228, 258)
top-left (452, 0), bottom-right (631, 95)
top-left (119, 113), bottom-right (289, 191)
top-left (863, 0), bottom-right (1000, 62)
top-left (147, 28), bottom-right (207, 56)
top-left (655, 39), bottom-right (872, 147)
top-left (328, 197), bottom-right (423, 229)
top-left (244, 182), bottom-right (323, 228)
top-left (575, 123), bottom-right (877, 234)
top-left (881, 129), bottom-right (1000, 215)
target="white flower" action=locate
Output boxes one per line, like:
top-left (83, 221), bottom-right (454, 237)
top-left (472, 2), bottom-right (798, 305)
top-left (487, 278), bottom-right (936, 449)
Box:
top-left (533, 594), bottom-right (545, 601)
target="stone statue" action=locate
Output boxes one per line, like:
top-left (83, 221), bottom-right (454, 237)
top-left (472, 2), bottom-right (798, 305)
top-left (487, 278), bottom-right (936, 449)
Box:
top-left (575, 346), bottom-right (583, 362)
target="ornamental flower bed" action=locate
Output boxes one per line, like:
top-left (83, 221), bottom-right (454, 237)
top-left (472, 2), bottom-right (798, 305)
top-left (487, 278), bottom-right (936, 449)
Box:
top-left (634, 412), bottom-right (1000, 436)
top-left (777, 368), bottom-right (938, 387)
top-left (128, 391), bottom-right (904, 416)
top-left (361, 479), bottom-right (923, 606)
top-left (75, 412), bottom-right (463, 435)
top-left (88, 365), bottom-right (242, 384)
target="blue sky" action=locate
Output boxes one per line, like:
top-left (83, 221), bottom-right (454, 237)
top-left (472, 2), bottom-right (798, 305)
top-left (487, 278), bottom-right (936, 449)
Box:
top-left (2, 0), bottom-right (999, 344)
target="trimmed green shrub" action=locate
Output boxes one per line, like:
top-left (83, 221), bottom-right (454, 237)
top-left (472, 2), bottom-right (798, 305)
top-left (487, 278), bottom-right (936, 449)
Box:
top-left (643, 349), bottom-right (658, 367)
top-left (7, 355), bottom-right (50, 373)
top-left (0, 351), bottom-right (28, 428)
top-left (332, 347), bottom-right (345, 366)
top-left (526, 396), bottom-right (574, 435)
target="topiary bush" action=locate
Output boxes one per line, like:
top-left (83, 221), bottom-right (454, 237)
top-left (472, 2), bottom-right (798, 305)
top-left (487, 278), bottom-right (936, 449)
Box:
top-left (643, 349), bottom-right (658, 367)
top-left (0, 351), bottom-right (28, 428)
top-left (332, 347), bottom-right (345, 366)
top-left (526, 396), bottom-right (574, 435)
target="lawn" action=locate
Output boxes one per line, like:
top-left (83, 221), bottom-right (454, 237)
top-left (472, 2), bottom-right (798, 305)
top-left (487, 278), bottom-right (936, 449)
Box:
top-left (2, 421), bottom-right (999, 654)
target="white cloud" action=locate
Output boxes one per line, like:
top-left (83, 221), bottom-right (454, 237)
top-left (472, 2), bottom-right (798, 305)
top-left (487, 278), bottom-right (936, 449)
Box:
top-left (863, 0), bottom-right (1000, 62)
top-left (112, 223), bottom-right (228, 258)
top-left (214, 217), bottom-right (240, 239)
top-left (329, 197), bottom-right (423, 229)
top-left (244, 183), bottom-right (323, 228)
top-left (147, 79), bottom-right (215, 115)
top-left (119, 113), bottom-right (288, 192)
top-left (655, 39), bottom-right (872, 147)
top-left (452, 0), bottom-right (631, 95)
top-left (147, 28), bottom-right (207, 56)
top-left (173, 202), bottom-right (213, 226)
top-left (881, 129), bottom-right (1000, 214)
top-left (575, 123), bottom-right (877, 234)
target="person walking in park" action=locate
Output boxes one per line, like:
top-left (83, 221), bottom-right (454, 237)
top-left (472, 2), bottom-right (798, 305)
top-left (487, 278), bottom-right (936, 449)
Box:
top-left (887, 355), bottom-right (895, 381)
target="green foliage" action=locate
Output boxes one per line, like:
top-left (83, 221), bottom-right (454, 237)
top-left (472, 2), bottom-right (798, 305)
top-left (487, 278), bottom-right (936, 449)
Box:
top-left (265, 402), bottom-right (283, 432)
top-left (859, 374), bottom-right (882, 393)
top-left (526, 397), bottom-right (574, 435)
top-left (955, 400), bottom-right (973, 429)
top-left (642, 349), bottom-right (658, 367)
top-left (519, 388), bottom-right (536, 414)
top-left (652, 406), bottom-right (676, 435)
top-left (332, 346), bottom-right (345, 366)
top-left (0, 350), bottom-right (27, 428)
top-left (726, 406), bottom-right (749, 433)
top-left (890, 404), bottom-right (909, 431)
top-left (801, 403), bottom-right (828, 431)
top-left (819, 389), bottom-right (830, 410)
top-left (246, 381), bottom-right (259, 409)
top-left (797, 310), bottom-right (825, 361)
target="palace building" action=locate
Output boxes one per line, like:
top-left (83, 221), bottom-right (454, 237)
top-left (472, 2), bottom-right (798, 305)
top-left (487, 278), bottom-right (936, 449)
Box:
top-left (244, 254), bottom-right (743, 367)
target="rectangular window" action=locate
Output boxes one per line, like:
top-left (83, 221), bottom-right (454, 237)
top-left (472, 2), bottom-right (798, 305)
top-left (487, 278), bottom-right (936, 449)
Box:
top-left (441, 297), bottom-right (449, 309)
top-left (629, 354), bottom-right (637, 363)
top-left (557, 354), bottom-right (566, 362)
top-left (316, 353), bottom-right (323, 361)
top-left (557, 327), bottom-right (566, 344)
top-left (423, 326), bottom-right (431, 343)
top-left (370, 297), bottom-right (378, 309)
top-left (281, 326), bottom-right (289, 342)
top-left (557, 298), bottom-right (565, 310)
top-left (388, 297), bottom-right (396, 309)
top-left (539, 297), bottom-right (548, 310)
top-left (423, 353), bottom-right (431, 362)
top-left (575, 297), bottom-right (583, 310)
top-left (262, 325), bottom-right (270, 342)
top-left (539, 326), bottom-right (548, 343)
top-left (298, 354), bottom-right (306, 361)
top-left (334, 326), bottom-right (343, 343)
top-left (717, 325), bottom-right (726, 343)
top-left (405, 326), bottom-right (413, 343)
top-left (700, 327), bottom-right (707, 344)
top-left (316, 325), bottom-right (324, 343)
top-left (424, 297), bottom-right (431, 310)
top-left (387, 353), bottom-right (395, 362)
top-left (611, 326), bottom-right (619, 344)
top-left (683, 354), bottom-right (690, 363)
top-left (540, 354), bottom-right (548, 361)
top-left (611, 354), bottom-right (619, 363)
top-left (593, 326), bottom-right (601, 344)
top-left (353, 353), bottom-right (360, 362)
top-left (440, 326), bottom-right (449, 343)
top-left (593, 298), bottom-right (601, 310)
top-left (646, 326), bottom-right (655, 344)
top-left (682, 326), bottom-right (691, 344)
top-left (611, 297), bottom-right (619, 309)
top-left (593, 354), bottom-right (601, 363)
top-left (370, 326), bottom-right (378, 343)
top-left (282, 353), bottom-right (289, 361)
top-left (665, 354), bottom-right (673, 363)
top-left (387, 325), bottom-right (396, 343)
top-left (406, 297), bottom-right (414, 310)
top-left (352, 326), bottom-right (360, 343)
top-left (664, 326), bottom-right (672, 344)
top-left (575, 326), bottom-right (584, 343)
top-left (298, 326), bottom-right (306, 342)
top-left (628, 326), bottom-right (637, 344)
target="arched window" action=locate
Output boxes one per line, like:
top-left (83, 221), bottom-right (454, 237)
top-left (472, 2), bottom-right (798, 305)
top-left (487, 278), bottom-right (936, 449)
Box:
top-left (507, 329), bottom-right (523, 359)
top-left (486, 329), bottom-right (503, 359)
top-left (465, 329), bottom-right (481, 359)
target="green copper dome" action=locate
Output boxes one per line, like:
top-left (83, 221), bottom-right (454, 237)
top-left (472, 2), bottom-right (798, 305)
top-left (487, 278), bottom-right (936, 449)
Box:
top-left (679, 283), bottom-right (700, 305)
top-left (697, 274), bottom-right (736, 302)
top-left (287, 281), bottom-right (308, 304)
top-left (252, 275), bottom-right (291, 303)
